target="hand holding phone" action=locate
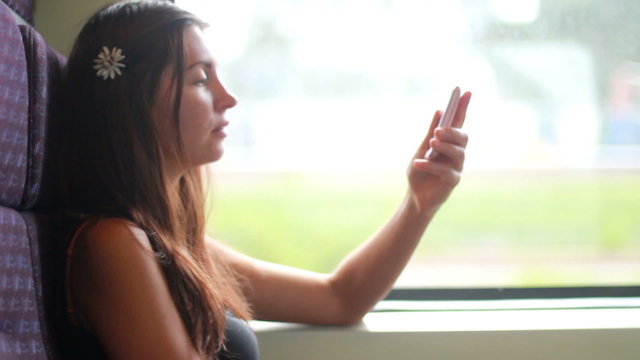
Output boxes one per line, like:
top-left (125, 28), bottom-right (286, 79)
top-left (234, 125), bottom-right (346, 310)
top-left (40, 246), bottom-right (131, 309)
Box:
top-left (425, 87), bottom-right (461, 160)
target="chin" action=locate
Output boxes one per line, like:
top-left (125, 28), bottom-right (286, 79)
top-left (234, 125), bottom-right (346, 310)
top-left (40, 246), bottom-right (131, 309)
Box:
top-left (209, 148), bottom-right (224, 163)
top-left (195, 144), bottom-right (225, 166)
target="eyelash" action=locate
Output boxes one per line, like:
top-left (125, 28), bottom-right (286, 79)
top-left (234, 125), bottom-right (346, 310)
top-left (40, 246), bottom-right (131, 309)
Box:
top-left (193, 70), bottom-right (210, 85)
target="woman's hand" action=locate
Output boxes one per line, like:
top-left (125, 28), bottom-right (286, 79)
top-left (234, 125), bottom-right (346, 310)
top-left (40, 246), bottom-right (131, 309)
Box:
top-left (407, 91), bottom-right (472, 216)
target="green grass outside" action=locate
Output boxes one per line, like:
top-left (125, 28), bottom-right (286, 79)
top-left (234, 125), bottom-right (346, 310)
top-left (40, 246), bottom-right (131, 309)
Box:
top-left (206, 170), bottom-right (640, 286)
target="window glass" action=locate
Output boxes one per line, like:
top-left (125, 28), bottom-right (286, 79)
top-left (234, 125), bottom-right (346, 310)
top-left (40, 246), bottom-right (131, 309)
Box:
top-left (179, 0), bottom-right (640, 288)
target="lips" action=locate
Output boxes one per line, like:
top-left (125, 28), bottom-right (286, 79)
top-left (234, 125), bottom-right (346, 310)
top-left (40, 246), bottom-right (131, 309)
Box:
top-left (212, 120), bottom-right (229, 133)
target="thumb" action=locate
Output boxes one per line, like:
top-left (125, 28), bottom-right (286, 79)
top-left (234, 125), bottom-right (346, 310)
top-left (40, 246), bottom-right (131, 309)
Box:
top-left (414, 109), bottom-right (441, 159)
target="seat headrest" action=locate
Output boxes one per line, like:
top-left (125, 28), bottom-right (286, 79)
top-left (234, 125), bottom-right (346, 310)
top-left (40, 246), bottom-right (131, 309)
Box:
top-left (1, 0), bottom-right (34, 24)
top-left (19, 24), bottom-right (66, 211)
top-left (0, 5), bottom-right (66, 211)
top-left (0, 5), bottom-right (29, 209)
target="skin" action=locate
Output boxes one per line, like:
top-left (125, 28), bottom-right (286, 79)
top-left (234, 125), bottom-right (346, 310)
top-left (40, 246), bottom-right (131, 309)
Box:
top-left (68, 24), bottom-right (471, 359)
top-left (152, 26), bottom-right (237, 185)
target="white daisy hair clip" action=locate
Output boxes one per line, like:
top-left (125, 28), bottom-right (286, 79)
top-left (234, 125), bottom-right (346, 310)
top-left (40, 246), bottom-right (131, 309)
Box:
top-left (93, 46), bottom-right (126, 80)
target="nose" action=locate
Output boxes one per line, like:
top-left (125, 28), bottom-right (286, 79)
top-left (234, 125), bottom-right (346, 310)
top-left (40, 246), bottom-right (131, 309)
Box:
top-left (214, 82), bottom-right (237, 113)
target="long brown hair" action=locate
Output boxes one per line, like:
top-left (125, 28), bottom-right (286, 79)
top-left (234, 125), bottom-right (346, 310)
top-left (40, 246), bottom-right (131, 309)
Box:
top-left (58, 0), bottom-right (251, 357)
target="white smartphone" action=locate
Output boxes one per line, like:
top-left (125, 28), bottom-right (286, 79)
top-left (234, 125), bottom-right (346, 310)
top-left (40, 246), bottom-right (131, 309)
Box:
top-left (425, 87), bottom-right (461, 160)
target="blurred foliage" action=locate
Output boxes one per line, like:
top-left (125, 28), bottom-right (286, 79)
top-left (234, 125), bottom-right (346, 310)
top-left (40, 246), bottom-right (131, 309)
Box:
top-left (207, 171), bottom-right (640, 285)
top-left (478, 0), bottom-right (640, 100)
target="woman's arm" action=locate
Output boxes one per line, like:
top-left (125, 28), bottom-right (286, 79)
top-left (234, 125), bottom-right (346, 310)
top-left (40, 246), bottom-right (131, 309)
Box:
top-left (208, 196), bottom-right (432, 325)
top-left (210, 92), bottom-right (472, 325)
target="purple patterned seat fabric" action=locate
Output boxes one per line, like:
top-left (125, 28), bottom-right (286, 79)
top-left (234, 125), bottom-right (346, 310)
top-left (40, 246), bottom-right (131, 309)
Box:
top-left (20, 23), bottom-right (66, 360)
top-left (1, 3), bottom-right (65, 360)
top-left (1, 0), bottom-right (34, 24)
top-left (0, 210), bottom-right (49, 359)
top-left (19, 24), bottom-right (65, 211)
top-left (0, 2), bottom-right (28, 209)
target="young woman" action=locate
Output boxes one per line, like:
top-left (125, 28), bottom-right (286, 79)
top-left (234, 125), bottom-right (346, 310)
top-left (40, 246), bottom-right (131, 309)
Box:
top-left (56, 1), bottom-right (471, 359)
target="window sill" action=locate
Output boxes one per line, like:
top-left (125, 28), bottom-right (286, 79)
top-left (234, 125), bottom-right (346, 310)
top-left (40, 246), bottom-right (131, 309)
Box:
top-left (251, 298), bottom-right (640, 360)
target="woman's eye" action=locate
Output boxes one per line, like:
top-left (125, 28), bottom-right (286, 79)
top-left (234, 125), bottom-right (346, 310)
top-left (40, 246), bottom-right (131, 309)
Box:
top-left (193, 74), bottom-right (208, 84)
top-left (193, 69), bottom-right (209, 85)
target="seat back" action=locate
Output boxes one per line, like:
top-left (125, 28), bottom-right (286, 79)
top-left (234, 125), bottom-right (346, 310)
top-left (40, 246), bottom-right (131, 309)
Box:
top-left (1, 2), bottom-right (65, 359)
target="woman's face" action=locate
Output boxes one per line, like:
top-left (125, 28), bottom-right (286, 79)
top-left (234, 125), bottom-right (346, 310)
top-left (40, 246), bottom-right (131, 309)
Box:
top-left (153, 25), bottom-right (237, 176)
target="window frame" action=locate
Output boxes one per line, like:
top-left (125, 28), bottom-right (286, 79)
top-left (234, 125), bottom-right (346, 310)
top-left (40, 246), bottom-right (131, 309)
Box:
top-left (385, 285), bottom-right (640, 301)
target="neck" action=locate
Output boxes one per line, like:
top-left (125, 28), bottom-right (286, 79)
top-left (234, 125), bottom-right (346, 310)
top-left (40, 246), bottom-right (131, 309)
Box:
top-left (164, 160), bottom-right (185, 192)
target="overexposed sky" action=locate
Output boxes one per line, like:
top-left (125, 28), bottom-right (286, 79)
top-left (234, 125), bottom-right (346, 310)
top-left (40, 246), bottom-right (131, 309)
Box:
top-left (178, 0), bottom-right (638, 171)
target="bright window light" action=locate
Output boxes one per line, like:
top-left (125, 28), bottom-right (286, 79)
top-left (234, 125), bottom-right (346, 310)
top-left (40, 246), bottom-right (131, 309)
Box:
top-left (178, 0), bottom-right (640, 289)
top-left (490, 0), bottom-right (540, 24)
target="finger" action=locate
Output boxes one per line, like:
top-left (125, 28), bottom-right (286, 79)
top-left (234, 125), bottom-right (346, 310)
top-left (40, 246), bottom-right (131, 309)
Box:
top-left (452, 91), bottom-right (472, 128)
top-left (434, 127), bottom-right (469, 148)
top-left (414, 109), bottom-right (442, 159)
top-left (429, 139), bottom-right (466, 171)
top-left (413, 159), bottom-right (461, 186)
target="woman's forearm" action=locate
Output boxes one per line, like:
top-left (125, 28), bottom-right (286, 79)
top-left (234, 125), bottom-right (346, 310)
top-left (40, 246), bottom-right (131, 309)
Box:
top-left (328, 192), bottom-right (436, 321)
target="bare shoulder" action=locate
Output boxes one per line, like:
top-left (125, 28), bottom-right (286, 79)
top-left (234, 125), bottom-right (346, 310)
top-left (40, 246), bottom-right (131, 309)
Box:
top-left (71, 217), bottom-right (163, 302)
top-left (70, 218), bottom-right (200, 359)
top-left (70, 217), bottom-right (161, 314)
top-left (77, 217), bottom-right (153, 256)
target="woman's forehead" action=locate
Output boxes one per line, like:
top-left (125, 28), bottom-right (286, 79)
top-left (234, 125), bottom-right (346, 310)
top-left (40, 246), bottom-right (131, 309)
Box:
top-left (182, 26), bottom-right (215, 68)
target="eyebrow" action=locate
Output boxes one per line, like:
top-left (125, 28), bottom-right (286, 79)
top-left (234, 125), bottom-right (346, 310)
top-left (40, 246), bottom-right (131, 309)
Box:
top-left (185, 60), bottom-right (214, 71)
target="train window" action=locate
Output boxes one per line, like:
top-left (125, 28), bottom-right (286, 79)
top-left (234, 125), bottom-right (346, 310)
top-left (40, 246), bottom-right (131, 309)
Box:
top-left (178, 0), bottom-right (640, 289)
